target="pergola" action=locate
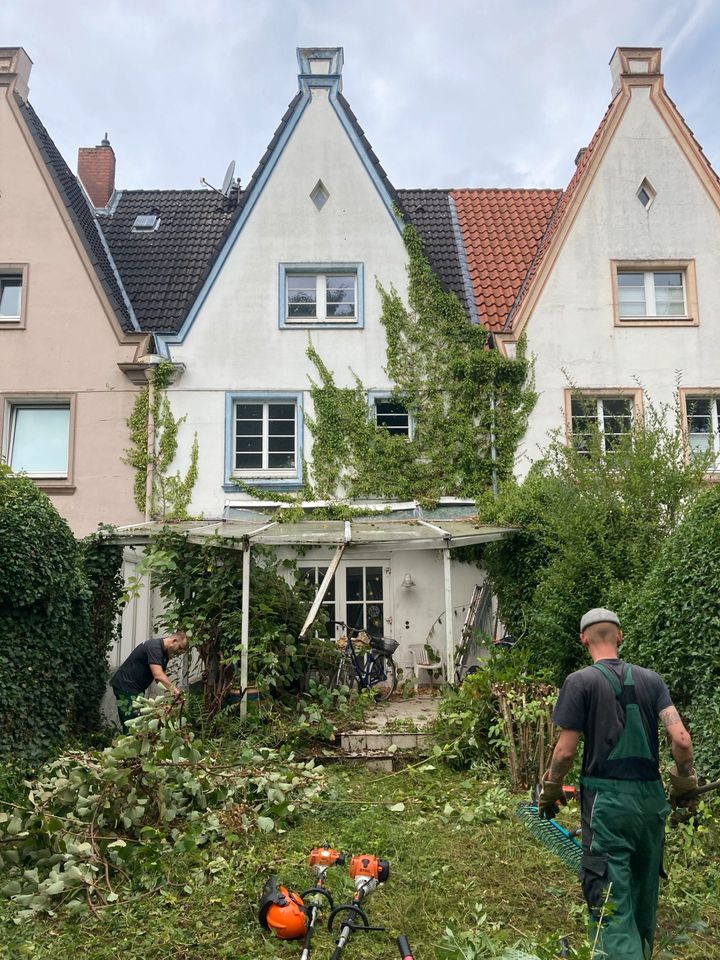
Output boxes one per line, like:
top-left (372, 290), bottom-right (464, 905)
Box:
top-left (112, 517), bottom-right (515, 712)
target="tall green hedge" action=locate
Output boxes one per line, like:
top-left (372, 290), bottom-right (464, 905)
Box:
top-left (0, 468), bottom-right (123, 761)
top-left (621, 484), bottom-right (720, 776)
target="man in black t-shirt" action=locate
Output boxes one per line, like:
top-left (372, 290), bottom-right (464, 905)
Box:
top-left (538, 608), bottom-right (696, 960)
top-left (111, 632), bottom-right (188, 727)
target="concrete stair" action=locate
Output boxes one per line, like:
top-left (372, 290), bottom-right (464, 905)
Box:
top-left (338, 695), bottom-right (438, 771)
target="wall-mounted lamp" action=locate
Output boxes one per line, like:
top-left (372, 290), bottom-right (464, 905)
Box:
top-left (402, 573), bottom-right (415, 589)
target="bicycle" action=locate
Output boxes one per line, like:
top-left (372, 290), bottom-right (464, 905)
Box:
top-left (329, 621), bottom-right (398, 702)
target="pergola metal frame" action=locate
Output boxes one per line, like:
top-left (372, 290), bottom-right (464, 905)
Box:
top-left (112, 517), bottom-right (515, 713)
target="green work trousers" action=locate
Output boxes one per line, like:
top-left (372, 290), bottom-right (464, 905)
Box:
top-left (580, 777), bottom-right (671, 960)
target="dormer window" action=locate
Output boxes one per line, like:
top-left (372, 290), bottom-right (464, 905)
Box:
top-left (636, 178), bottom-right (656, 210)
top-left (132, 214), bottom-right (160, 232)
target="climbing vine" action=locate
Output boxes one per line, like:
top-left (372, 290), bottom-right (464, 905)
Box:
top-left (304, 223), bottom-right (536, 502)
top-left (124, 362), bottom-right (199, 520)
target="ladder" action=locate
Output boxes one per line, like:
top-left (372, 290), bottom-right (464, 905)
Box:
top-left (454, 582), bottom-right (493, 683)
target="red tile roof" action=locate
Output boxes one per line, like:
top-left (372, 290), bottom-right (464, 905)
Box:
top-left (451, 188), bottom-right (562, 332)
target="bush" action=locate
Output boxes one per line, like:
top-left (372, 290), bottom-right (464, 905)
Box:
top-left (621, 485), bottom-right (720, 774)
top-left (0, 468), bottom-right (122, 761)
top-left (479, 404), bottom-right (707, 683)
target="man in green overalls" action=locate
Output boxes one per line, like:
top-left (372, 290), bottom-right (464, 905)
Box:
top-left (538, 608), bottom-right (696, 959)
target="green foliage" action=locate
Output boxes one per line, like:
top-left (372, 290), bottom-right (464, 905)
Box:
top-left (130, 532), bottom-right (314, 717)
top-left (0, 697), bottom-right (324, 919)
top-left (0, 468), bottom-right (122, 762)
top-left (620, 485), bottom-right (720, 774)
top-left (434, 661), bottom-right (558, 787)
top-left (478, 402), bottom-right (708, 682)
top-left (124, 362), bottom-right (199, 519)
top-left (304, 223), bottom-right (536, 501)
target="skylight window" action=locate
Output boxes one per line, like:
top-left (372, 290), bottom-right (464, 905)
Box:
top-left (636, 178), bottom-right (656, 210)
top-left (310, 180), bottom-right (329, 211)
top-left (132, 214), bottom-right (160, 232)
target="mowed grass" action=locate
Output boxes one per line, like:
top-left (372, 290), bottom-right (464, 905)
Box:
top-left (1, 762), bottom-right (718, 960)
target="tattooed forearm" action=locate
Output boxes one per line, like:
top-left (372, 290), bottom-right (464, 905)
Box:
top-left (660, 706), bottom-right (682, 727)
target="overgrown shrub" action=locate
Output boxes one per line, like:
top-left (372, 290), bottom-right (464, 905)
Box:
top-left (132, 531), bottom-right (315, 717)
top-left (479, 404), bottom-right (707, 683)
top-left (0, 469), bottom-right (122, 761)
top-left (621, 485), bottom-right (720, 775)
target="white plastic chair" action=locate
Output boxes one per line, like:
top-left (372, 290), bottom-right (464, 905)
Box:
top-left (409, 643), bottom-right (445, 688)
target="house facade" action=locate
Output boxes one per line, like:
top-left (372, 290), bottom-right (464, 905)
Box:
top-left (491, 48), bottom-right (720, 473)
top-left (0, 48), bottom-right (145, 536)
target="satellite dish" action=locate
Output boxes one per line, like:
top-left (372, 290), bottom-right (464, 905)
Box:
top-left (221, 160), bottom-right (236, 196)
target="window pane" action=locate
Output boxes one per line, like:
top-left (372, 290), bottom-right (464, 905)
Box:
top-left (346, 604), bottom-right (364, 632)
top-left (326, 275), bottom-right (355, 318)
top-left (268, 452), bottom-right (295, 469)
top-left (601, 397), bottom-right (633, 451)
top-left (235, 435), bottom-right (263, 453)
top-left (287, 275), bottom-right (317, 318)
top-left (235, 452), bottom-right (263, 469)
top-left (10, 406), bottom-right (70, 475)
top-left (654, 272), bottom-right (685, 316)
top-left (268, 436), bottom-right (295, 452)
top-left (617, 272), bottom-right (646, 317)
top-left (375, 399), bottom-right (409, 436)
top-left (346, 567), bottom-right (364, 602)
top-left (0, 277), bottom-right (22, 318)
top-left (687, 397), bottom-right (713, 457)
top-left (268, 403), bottom-right (296, 421)
top-left (365, 567), bottom-right (383, 601)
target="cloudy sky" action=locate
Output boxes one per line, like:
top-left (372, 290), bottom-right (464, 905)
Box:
top-left (2, 0), bottom-right (718, 193)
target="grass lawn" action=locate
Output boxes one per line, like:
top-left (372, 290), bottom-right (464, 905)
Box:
top-left (1, 758), bottom-right (718, 960)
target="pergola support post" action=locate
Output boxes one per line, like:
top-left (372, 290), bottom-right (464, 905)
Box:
top-left (240, 540), bottom-right (251, 717)
top-left (443, 545), bottom-right (454, 682)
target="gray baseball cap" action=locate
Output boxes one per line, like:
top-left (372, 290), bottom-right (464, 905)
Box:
top-left (580, 607), bottom-right (621, 632)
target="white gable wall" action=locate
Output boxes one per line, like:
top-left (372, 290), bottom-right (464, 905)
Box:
top-left (168, 86), bottom-right (409, 516)
top-left (517, 84), bottom-right (720, 473)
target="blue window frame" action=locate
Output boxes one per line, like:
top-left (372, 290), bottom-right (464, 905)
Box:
top-left (224, 392), bottom-right (303, 491)
top-left (279, 263), bottom-right (364, 329)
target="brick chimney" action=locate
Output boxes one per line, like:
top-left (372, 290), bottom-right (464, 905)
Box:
top-left (77, 134), bottom-right (116, 208)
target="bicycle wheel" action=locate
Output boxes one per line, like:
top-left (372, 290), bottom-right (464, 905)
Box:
top-left (368, 655), bottom-right (396, 701)
top-left (334, 653), bottom-right (357, 693)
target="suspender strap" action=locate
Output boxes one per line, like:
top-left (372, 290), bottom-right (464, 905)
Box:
top-left (591, 661), bottom-right (623, 696)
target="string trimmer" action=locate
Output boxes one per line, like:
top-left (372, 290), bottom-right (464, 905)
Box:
top-left (300, 846), bottom-right (346, 960)
top-left (327, 853), bottom-right (390, 960)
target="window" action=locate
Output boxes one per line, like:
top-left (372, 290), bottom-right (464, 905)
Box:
top-left (374, 398), bottom-right (410, 437)
top-left (310, 180), bottom-right (329, 211)
top-left (234, 400), bottom-right (296, 474)
top-left (224, 392), bottom-right (303, 489)
top-left (685, 395), bottom-right (720, 469)
top-left (617, 271), bottom-right (685, 318)
top-left (132, 214), bottom-right (160, 232)
top-left (279, 264), bottom-right (364, 328)
top-left (0, 275), bottom-right (22, 321)
top-left (298, 565), bottom-right (336, 635)
top-left (636, 178), bottom-right (656, 210)
top-left (6, 403), bottom-right (71, 477)
top-left (612, 261), bottom-right (696, 324)
top-left (570, 394), bottom-right (635, 453)
top-left (346, 566), bottom-right (384, 637)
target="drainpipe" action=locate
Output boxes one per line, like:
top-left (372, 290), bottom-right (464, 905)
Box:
top-left (144, 359), bottom-right (161, 520)
top-left (490, 390), bottom-right (498, 497)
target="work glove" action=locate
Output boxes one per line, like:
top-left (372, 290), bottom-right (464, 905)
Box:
top-left (668, 764), bottom-right (699, 813)
top-left (538, 773), bottom-right (568, 820)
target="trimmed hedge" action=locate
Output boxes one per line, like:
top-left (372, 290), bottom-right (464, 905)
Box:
top-left (0, 467), bottom-right (123, 761)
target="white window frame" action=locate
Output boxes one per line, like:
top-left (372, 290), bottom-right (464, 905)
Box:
top-left (371, 394), bottom-right (413, 438)
top-left (0, 265), bottom-right (28, 328)
top-left (567, 391), bottom-right (638, 453)
top-left (2, 397), bottom-right (74, 484)
top-left (682, 392), bottom-right (720, 471)
top-left (612, 261), bottom-right (697, 326)
top-left (279, 263), bottom-right (364, 329)
top-left (231, 398), bottom-right (298, 479)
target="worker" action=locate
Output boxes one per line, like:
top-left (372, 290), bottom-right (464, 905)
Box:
top-left (539, 608), bottom-right (696, 960)
top-left (111, 631), bottom-right (188, 727)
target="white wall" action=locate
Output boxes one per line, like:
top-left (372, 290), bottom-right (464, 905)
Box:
top-left (518, 85), bottom-right (720, 473)
top-left (167, 85), bottom-right (409, 517)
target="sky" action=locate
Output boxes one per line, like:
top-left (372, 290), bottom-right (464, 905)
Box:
top-left (2, 0), bottom-right (719, 193)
